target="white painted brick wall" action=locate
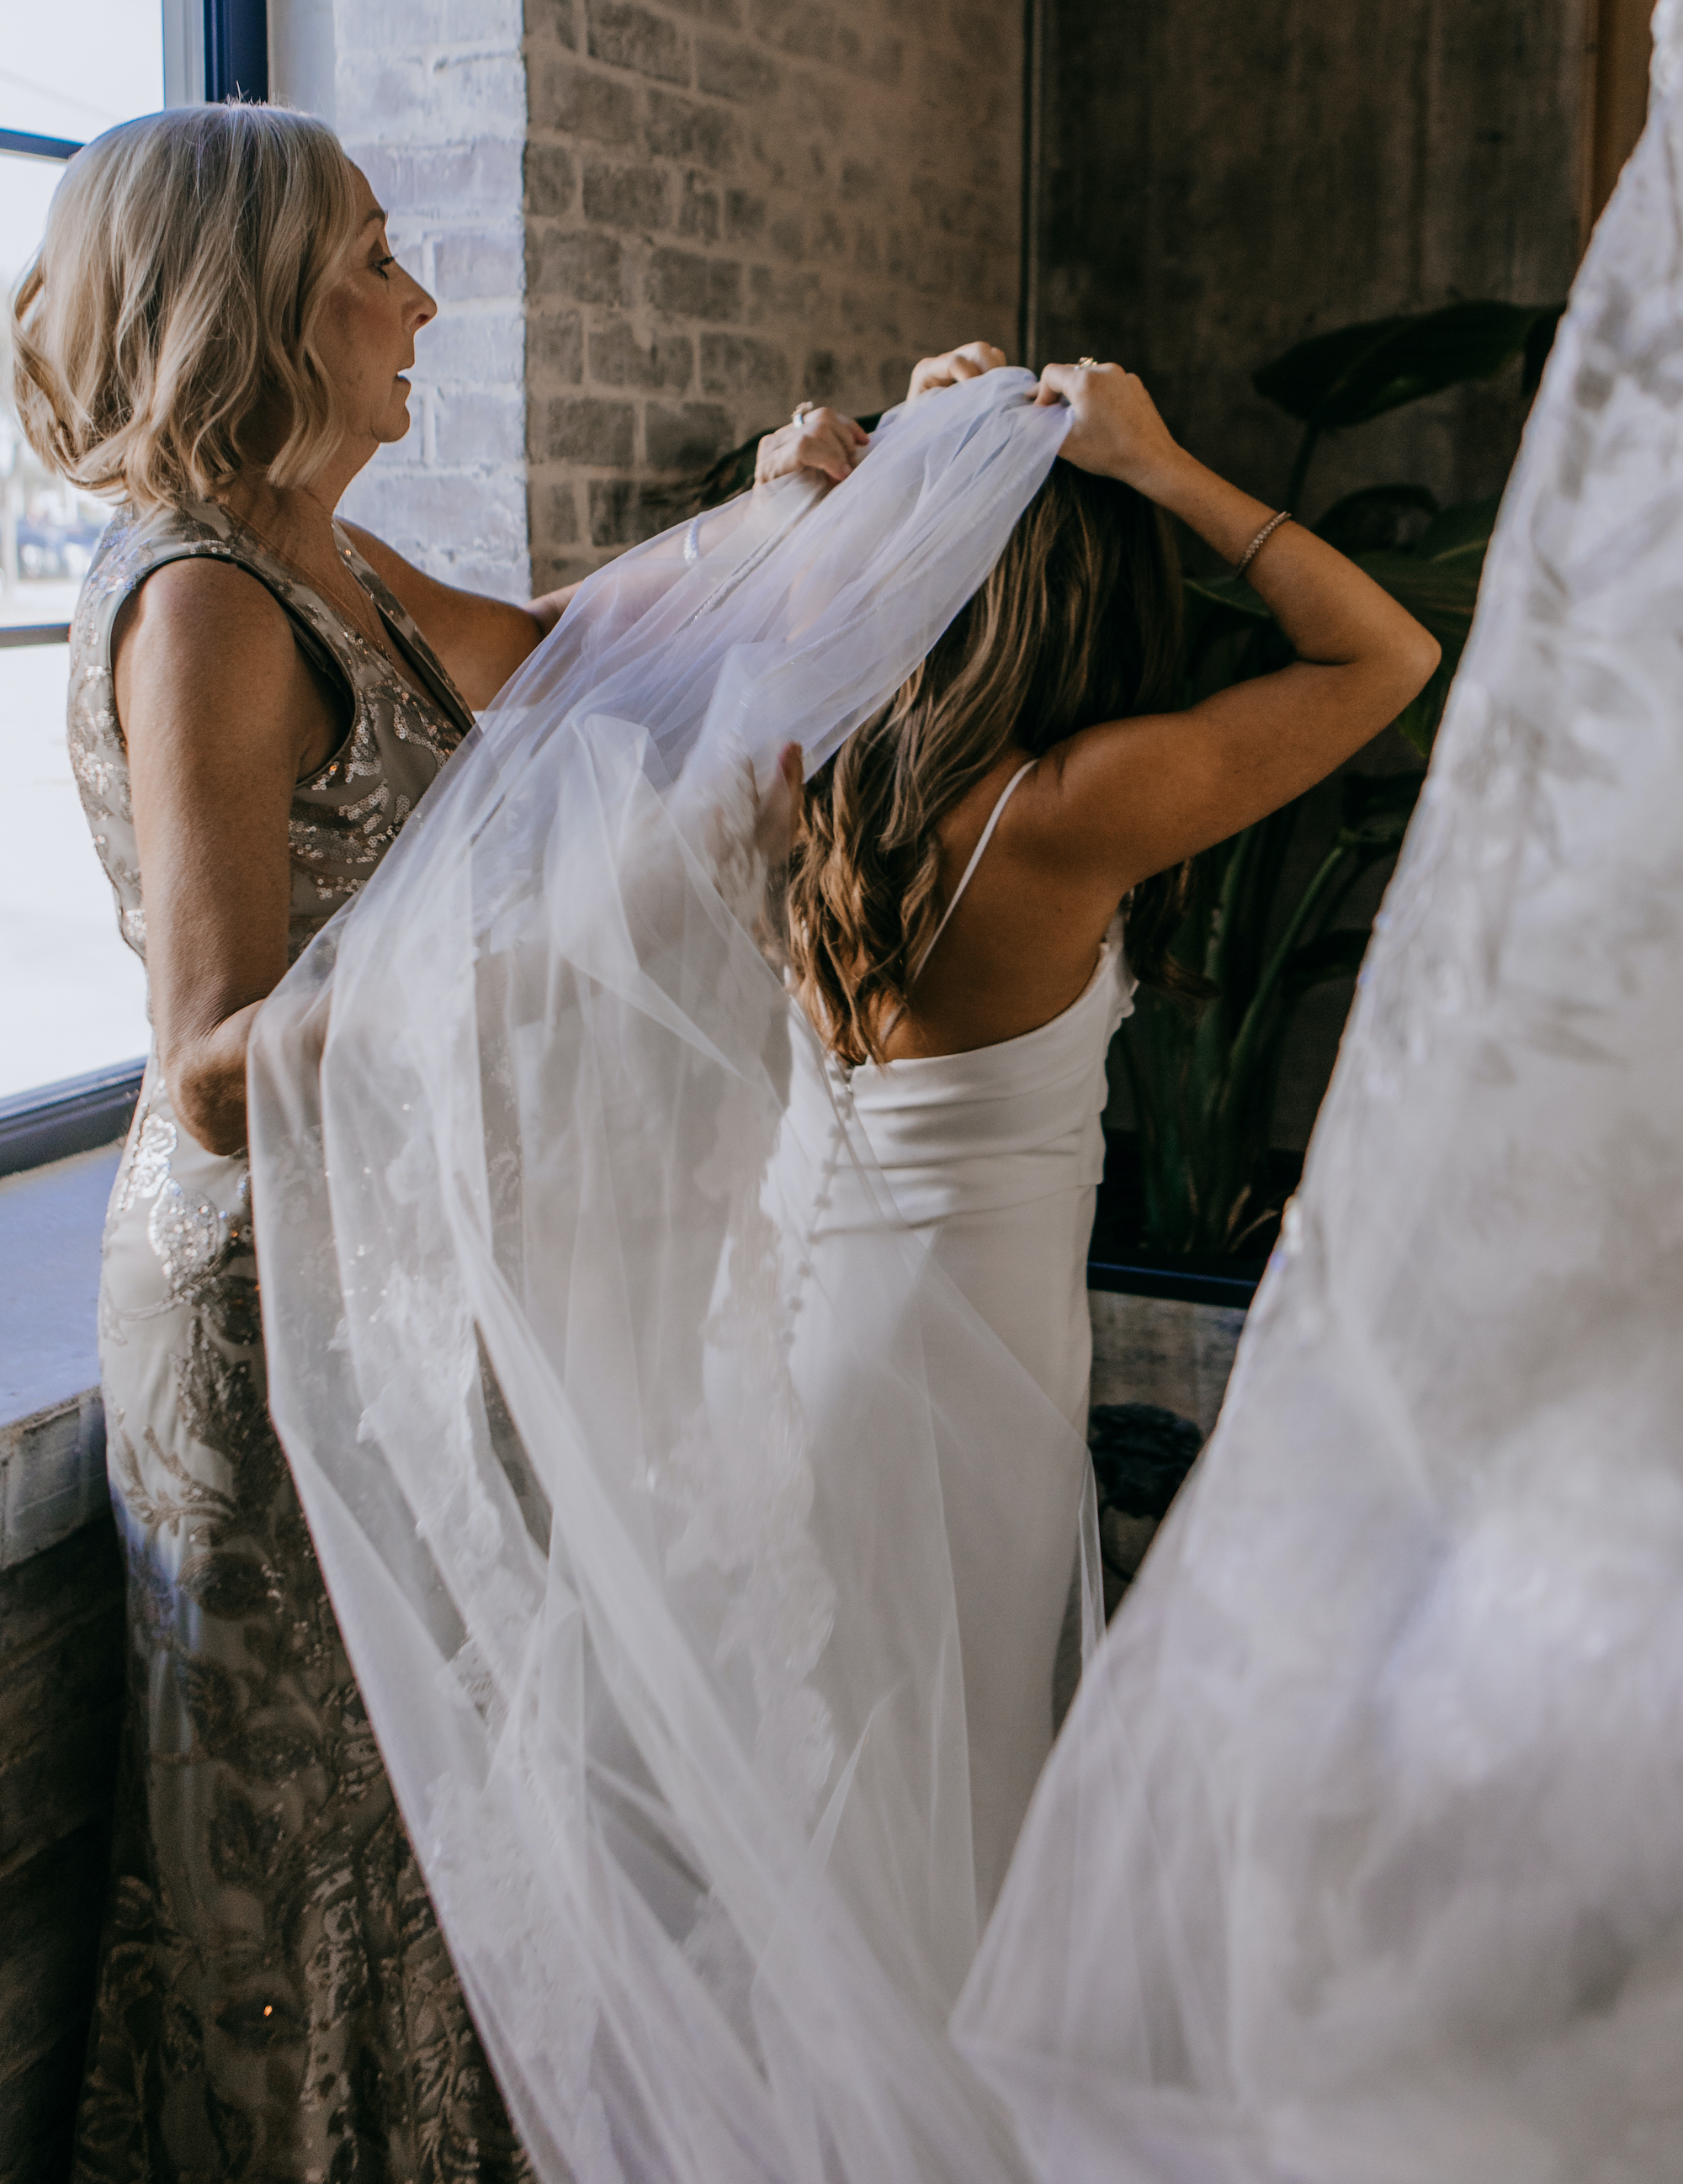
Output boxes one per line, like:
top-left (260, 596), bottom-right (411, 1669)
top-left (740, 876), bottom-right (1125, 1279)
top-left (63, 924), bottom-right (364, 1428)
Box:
top-left (333, 0), bottom-right (534, 602)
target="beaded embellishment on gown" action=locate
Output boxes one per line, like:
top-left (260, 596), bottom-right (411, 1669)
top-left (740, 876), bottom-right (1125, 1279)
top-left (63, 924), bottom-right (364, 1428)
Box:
top-left (66, 501), bottom-right (533, 2183)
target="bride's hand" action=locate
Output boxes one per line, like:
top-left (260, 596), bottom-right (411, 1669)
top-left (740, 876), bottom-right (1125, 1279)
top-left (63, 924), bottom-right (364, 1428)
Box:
top-left (1035, 360), bottom-right (1185, 499)
top-left (907, 341), bottom-right (1007, 400)
top-left (756, 408), bottom-right (869, 487)
top-left (754, 742), bottom-right (805, 862)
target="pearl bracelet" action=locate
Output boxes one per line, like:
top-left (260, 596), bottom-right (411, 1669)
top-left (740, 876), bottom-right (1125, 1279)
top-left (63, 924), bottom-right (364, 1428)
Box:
top-left (1235, 509), bottom-right (1293, 580)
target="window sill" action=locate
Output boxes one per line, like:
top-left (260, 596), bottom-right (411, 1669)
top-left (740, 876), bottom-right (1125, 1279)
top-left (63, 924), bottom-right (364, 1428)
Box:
top-left (0, 1143), bottom-right (123, 1567)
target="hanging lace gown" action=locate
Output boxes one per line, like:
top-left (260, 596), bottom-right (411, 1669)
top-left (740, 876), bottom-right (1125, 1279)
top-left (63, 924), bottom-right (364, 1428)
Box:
top-left (67, 502), bottom-right (531, 2183)
top-left (953, 13), bottom-right (1683, 2182)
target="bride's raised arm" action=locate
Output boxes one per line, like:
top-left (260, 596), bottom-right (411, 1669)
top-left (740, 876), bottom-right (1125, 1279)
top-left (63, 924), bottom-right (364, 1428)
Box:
top-left (1030, 360), bottom-right (1440, 893)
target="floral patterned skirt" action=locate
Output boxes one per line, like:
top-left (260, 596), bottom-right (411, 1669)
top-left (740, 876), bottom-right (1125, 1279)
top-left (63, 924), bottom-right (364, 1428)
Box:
top-left (72, 1066), bottom-right (534, 2184)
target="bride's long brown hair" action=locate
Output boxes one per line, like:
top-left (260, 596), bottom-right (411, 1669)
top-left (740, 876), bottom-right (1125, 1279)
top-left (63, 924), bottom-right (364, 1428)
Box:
top-left (787, 459), bottom-right (1192, 1065)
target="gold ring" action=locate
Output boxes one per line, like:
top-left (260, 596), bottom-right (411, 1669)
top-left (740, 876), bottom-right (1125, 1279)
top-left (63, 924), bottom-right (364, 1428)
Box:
top-left (793, 400), bottom-right (816, 427)
top-left (1077, 356), bottom-right (1099, 368)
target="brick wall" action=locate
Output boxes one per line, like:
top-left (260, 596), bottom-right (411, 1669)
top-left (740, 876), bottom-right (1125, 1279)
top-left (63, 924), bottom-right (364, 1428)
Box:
top-left (333, 0), bottom-right (534, 602)
top-left (295, 0), bottom-right (1025, 601)
top-left (521, 0), bottom-right (1025, 587)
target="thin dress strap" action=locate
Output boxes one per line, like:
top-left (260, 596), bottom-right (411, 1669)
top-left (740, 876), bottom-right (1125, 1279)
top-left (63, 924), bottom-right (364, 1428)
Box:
top-left (913, 760), bottom-right (1036, 980)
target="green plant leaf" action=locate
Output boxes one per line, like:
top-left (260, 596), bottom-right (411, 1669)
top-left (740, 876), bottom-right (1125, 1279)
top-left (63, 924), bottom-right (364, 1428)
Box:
top-left (1355, 549), bottom-right (1481, 654)
top-left (1522, 305), bottom-right (1566, 395)
top-left (1254, 300), bottom-right (1564, 431)
top-left (1282, 927), bottom-right (1372, 990)
top-left (1126, 305), bottom-right (1545, 1254)
top-left (1313, 483), bottom-right (1439, 553)
top-left (1256, 316), bottom-right (1411, 427)
top-left (1184, 572), bottom-right (1275, 622)
top-left (1413, 490), bottom-right (1501, 564)
top-left (1336, 769), bottom-right (1423, 850)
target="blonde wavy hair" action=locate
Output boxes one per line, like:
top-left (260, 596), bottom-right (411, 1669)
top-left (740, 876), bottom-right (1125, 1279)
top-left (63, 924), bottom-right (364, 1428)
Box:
top-left (10, 103), bottom-right (359, 510)
top-left (788, 461), bottom-right (1192, 1065)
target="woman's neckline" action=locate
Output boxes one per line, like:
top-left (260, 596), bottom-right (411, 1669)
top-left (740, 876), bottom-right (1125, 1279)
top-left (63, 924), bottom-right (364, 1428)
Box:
top-left (213, 500), bottom-right (439, 714)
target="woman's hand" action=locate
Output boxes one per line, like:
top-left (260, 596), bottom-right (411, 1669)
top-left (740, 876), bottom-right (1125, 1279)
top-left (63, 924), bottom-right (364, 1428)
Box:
top-left (1034, 361), bottom-right (1185, 501)
top-left (756, 409), bottom-right (869, 487)
top-left (907, 342), bottom-right (1008, 400)
top-left (1007, 367), bottom-right (1441, 899)
top-left (754, 742), bottom-right (805, 863)
top-left (526, 581), bottom-right (581, 639)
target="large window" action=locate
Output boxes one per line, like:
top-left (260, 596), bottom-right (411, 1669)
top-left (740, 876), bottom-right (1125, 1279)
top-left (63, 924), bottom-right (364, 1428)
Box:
top-left (2, 8), bottom-right (166, 1101)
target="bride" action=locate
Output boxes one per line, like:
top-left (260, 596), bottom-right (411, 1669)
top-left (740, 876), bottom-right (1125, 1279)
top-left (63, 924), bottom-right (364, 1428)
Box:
top-left (770, 359), bottom-right (1436, 1909)
top-left (249, 331), bottom-right (1432, 2179)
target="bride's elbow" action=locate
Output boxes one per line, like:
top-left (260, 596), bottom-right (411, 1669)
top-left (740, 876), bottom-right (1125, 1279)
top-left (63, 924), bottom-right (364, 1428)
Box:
top-left (1389, 624), bottom-right (1441, 712)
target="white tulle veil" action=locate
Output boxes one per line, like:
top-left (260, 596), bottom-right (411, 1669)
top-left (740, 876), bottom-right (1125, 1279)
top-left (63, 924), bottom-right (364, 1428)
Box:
top-left (254, 34), bottom-right (1683, 2172)
top-left (250, 371), bottom-right (1091, 2183)
top-left (955, 16), bottom-right (1683, 2183)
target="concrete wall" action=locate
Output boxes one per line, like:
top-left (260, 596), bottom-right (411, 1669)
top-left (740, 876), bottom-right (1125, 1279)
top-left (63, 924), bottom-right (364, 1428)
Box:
top-left (1032, 0), bottom-right (1590, 1148)
top-left (520, 0), bottom-right (1024, 587)
top-left (1027, 0), bottom-right (1590, 521)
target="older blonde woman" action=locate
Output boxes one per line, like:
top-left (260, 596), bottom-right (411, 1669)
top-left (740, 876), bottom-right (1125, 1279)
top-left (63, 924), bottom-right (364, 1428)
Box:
top-left (12, 104), bottom-right (565, 2182)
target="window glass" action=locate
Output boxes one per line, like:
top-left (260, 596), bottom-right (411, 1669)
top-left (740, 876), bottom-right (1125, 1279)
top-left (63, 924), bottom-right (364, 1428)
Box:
top-left (4, 3), bottom-right (166, 142)
top-left (3, 5), bottom-right (164, 1100)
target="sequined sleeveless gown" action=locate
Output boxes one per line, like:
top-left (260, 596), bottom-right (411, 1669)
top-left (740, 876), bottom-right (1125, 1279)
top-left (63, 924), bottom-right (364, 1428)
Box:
top-left (66, 502), bottom-right (533, 2183)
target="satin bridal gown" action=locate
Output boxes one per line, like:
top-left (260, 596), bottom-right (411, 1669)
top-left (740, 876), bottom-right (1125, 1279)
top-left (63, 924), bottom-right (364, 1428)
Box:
top-left (775, 762), bottom-right (1133, 1911)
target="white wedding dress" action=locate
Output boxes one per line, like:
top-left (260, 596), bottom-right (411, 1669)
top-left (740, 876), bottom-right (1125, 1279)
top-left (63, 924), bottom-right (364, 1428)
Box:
top-left (248, 12), bottom-right (1683, 2170)
top-left (774, 762), bottom-right (1133, 1909)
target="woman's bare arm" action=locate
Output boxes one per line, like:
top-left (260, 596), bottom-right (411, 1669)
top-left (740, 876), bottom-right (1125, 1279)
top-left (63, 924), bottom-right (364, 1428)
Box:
top-left (340, 523), bottom-right (577, 708)
top-left (114, 559), bottom-right (327, 1155)
top-left (1026, 363), bottom-right (1441, 891)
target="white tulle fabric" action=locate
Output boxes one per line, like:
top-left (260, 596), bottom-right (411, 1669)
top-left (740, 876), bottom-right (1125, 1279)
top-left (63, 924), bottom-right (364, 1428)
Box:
top-left (249, 371), bottom-right (1096, 2184)
top-left (956, 25), bottom-right (1683, 2184)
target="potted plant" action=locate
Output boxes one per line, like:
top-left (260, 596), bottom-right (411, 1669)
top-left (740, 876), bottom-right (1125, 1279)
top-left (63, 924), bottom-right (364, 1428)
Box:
top-left (1108, 298), bottom-right (1564, 1261)
top-left (1086, 300), bottom-right (1563, 1577)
